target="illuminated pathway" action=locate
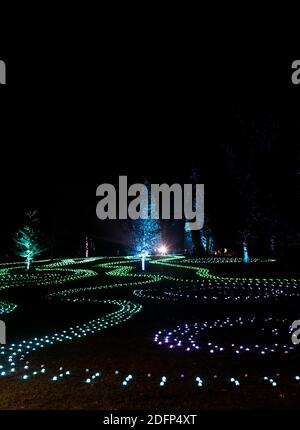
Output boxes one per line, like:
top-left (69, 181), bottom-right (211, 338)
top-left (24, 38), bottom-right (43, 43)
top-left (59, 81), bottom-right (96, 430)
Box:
top-left (132, 255), bottom-right (300, 302)
top-left (0, 255), bottom-right (299, 392)
top-left (153, 316), bottom-right (296, 355)
top-left (0, 256), bottom-right (159, 377)
top-left (0, 257), bottom-right (146, 375)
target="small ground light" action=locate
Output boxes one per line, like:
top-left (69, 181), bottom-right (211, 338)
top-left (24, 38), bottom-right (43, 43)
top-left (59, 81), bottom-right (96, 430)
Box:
top-left (196, 376), bottom-right (203, 387)
top-left (230, 377), bottom-right (240, 386)
top-left (122, 374), bottom-right (133, 386)
top-left (263, 376), bottom-right (277, 387)
top-left (160, 376), bottom-right (167, 386)
top-left (86, 372), bottom-right (100, 383)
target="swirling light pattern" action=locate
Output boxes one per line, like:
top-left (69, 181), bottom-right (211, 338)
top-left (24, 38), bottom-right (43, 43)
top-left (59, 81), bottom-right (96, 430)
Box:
top-left (0, 254), bottom-right (299, 392)
top-left (153, 316), bottom-right (296, 356)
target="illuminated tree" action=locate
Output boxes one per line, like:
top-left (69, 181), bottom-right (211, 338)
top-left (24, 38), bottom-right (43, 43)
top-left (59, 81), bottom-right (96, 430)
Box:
top-left (184, 168), bottom-right (197, 252)
top-left (200, 218), bottom-right (215, 254)
top-left (185, 166), bottom-right (212, 254)
top-left (184, 219), bottom-right (194, 252)
top-left (13, 224), bottom-right (47, 270)
top-left (129, 179), bottom-right (161, 254)
top-left (238, 229), bottom-right (251, 263)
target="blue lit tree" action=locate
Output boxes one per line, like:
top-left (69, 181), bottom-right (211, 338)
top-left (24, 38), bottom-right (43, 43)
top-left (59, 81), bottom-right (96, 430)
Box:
top-left (184, 219), bottom-right (194, 252)
top-left (184, 166), bottom-right (200, 253)
top-left (238, 207), bottom-right (259, 263)
top-left (200, 218), bottom-right (215, 254)
top-left (185, 166), bottom-right (213, 254)
top-left (238, 229), bottom-right (250, 263)
top-left (130, 179), bottom-right (161, 254)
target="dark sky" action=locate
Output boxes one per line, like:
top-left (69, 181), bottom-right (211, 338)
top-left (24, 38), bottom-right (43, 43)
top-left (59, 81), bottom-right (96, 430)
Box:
top-left (0, 40), bottom-right (299, 257)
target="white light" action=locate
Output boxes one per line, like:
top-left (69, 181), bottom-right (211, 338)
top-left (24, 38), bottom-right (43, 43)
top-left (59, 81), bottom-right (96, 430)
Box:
top-left (139, 250), bottom-right (149, 271)
top-left (158, 246), bottom-right (167, 254)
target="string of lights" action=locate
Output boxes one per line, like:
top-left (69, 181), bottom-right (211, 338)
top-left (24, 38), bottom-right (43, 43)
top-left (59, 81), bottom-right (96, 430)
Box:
top-left (0, 268), bottom-right (98, 290)
top-left (2, 367), bottom-right (299, 392)
top-left (0, 255), bottom-right (299, 390)
top-left (133, 278), bottom-right (300, 302)
top-left (0, 300), bottom-right (17, 315)
top-left (0, 297), bottom-right (142, 374)
top-left (153, 316), bottom-right (296, 355)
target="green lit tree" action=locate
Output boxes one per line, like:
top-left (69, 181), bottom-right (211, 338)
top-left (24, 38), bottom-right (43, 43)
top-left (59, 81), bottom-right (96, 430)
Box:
top-left (13, 225), bottom-right (46, 270)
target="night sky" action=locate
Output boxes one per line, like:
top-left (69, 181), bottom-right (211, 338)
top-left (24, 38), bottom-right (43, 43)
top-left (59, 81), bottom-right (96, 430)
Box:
top-left (0, 42), bottom-right (299, 258)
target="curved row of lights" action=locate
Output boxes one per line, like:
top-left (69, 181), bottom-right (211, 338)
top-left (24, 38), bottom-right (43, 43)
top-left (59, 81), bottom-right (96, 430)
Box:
top-left (0, 296), bottom-right (142, 373)
top-left (153, 316), bottom-right (296, 356)
top-left (2, 364), bottom-right (300, 391)
top-left (0, 300), bottom-right (17, 315)
top-left (0, 268), bottom-right (98, 291)
top-left (0, 255), bottom-right (299, 387)
top-left (42, 257), bottom-right (103, 269)
top-left (148, 256), bottom-right (300, 290)
top-left (94, 260), bottom-right (163, 283)
top-left (179, 257), bottom-right (276, 264)
top-left (0, 257), bottom-right (156, 378)
top-left (133, 279), bottom-right (300, 302)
